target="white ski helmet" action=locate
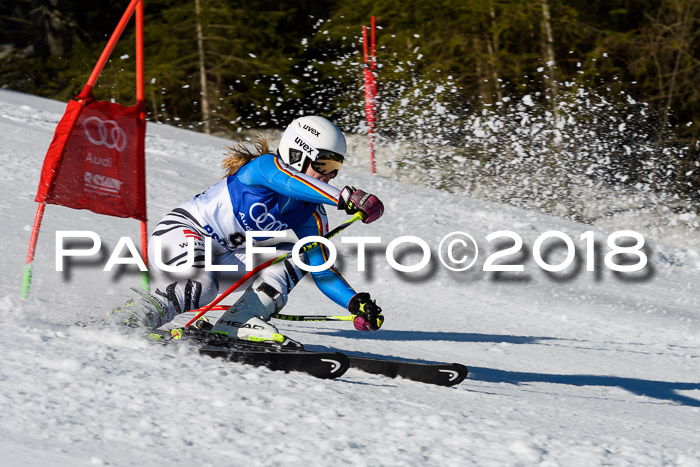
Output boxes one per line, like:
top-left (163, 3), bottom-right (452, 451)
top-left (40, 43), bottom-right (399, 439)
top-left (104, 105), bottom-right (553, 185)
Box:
top-left (277, 116), bottom-right (347, 172)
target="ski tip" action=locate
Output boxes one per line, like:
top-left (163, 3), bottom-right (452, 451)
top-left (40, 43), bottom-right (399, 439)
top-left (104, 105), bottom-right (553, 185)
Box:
top-left (441, 363), bottom-right (468, 387)
top-left (346, 356), bottom-right (468, 387)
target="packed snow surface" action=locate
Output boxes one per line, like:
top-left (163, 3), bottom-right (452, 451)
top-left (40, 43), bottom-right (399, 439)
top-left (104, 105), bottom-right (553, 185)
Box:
top-left (1, 90), bottom-right (699, 466)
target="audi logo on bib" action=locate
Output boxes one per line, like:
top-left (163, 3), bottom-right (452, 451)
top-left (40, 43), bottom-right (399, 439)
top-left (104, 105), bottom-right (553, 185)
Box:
top-left (83, 116), bottom-right (128, 152)
top-left (249, 203), bottom-right (288, 231)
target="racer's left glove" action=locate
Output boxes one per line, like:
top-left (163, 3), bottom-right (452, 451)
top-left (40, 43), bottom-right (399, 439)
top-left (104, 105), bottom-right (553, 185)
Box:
top-left (348, 292), bottom-right (384, 331)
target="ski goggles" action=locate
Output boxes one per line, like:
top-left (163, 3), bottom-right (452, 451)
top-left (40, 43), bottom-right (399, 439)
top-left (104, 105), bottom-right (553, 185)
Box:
top-left (310, 151), bottom-right (344, 178)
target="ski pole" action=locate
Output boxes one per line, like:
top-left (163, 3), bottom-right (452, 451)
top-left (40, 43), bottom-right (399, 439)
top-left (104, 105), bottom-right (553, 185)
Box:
top-left (273, 313), bottom-right (356, 322)
top-left (184, 304), bottom-right (356, 322)
top-left (183, 212), bottom-right (364, 328)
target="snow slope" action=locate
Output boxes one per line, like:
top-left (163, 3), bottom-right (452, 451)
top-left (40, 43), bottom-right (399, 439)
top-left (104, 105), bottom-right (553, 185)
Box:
top-left (1, 89), bottom-right (699, 466)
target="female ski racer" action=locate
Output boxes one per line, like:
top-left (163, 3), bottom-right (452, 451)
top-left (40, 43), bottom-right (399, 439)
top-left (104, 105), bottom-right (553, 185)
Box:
top-left (122, 116), bottom-right (384, 346)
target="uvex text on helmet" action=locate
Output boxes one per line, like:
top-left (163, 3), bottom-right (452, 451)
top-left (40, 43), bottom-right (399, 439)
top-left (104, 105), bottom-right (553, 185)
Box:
top-left (278, 116), bottom-right (347, 172)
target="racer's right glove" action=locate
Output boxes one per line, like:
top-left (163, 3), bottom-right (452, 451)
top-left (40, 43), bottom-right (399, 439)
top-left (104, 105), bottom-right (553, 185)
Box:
top-left (337, 186), bottom-right (384, 224)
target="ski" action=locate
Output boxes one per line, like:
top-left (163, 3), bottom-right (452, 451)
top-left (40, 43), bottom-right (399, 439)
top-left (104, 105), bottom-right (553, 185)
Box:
top-left (199, 346), bottom-right (349, 379)
top-left (148, 328), bottom-right (467, 386)
top-left (345, 355), bottom-right (468, 387)
top-left (149, 328), bottom-right (349, 379)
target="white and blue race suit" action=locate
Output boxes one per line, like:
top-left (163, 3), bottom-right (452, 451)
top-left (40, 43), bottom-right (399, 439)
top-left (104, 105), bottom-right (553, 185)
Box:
top-left (147, 153), bottom-right (356, 319)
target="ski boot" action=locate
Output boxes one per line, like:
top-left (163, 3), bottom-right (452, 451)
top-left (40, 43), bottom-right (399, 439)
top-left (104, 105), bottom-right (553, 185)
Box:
top-left (169, 316), bottom-right (213, 340)
top-left (211, 280), bottom-right (301, 349)
top-left (106, 287), bottom-right (173, 330)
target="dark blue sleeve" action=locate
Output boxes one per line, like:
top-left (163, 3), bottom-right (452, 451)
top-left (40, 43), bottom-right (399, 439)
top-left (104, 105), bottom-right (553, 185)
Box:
top-left (237, 153), bottom-right (341, 206)
top-left (292, 206), bottom-right (356, 309)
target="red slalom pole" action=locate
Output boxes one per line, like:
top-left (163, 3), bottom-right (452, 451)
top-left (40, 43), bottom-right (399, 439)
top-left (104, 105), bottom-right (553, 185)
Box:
top-left (371, 16), bottom-right (376, 71)
top-left (362, 17), bottom-right (377, 175)
top-left (23, 1), bottom-right (146, 299)
top-left (136, 0), bottom-right (144, 104)
top-left (135, 0), bottom-right (150, 292)
top-left (80, 0), bottom-right (141, 99)
top-left (21, 202), bottom-right (46, 298)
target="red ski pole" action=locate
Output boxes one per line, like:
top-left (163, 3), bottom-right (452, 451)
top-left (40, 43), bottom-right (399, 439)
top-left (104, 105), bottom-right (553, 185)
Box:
top-left (183, 212), bottom-right (364, 328)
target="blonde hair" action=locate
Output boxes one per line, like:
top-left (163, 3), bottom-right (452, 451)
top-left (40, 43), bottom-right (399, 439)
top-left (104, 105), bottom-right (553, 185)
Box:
top-left (222, 133), bottom-right (271, 176)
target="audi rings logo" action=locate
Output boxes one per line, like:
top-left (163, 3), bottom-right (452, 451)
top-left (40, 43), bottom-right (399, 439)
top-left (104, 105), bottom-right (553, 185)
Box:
top-left (249, 203), bottom-right (288, 231)
top-left (83, 116), bottom-right (128, 152)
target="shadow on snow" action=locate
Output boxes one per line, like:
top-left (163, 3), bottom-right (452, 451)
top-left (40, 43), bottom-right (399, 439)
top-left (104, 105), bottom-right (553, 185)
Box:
top-left (469, 366), bottom-right (700, 407)
top-left (314, 329), bottom-right (555, 345)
